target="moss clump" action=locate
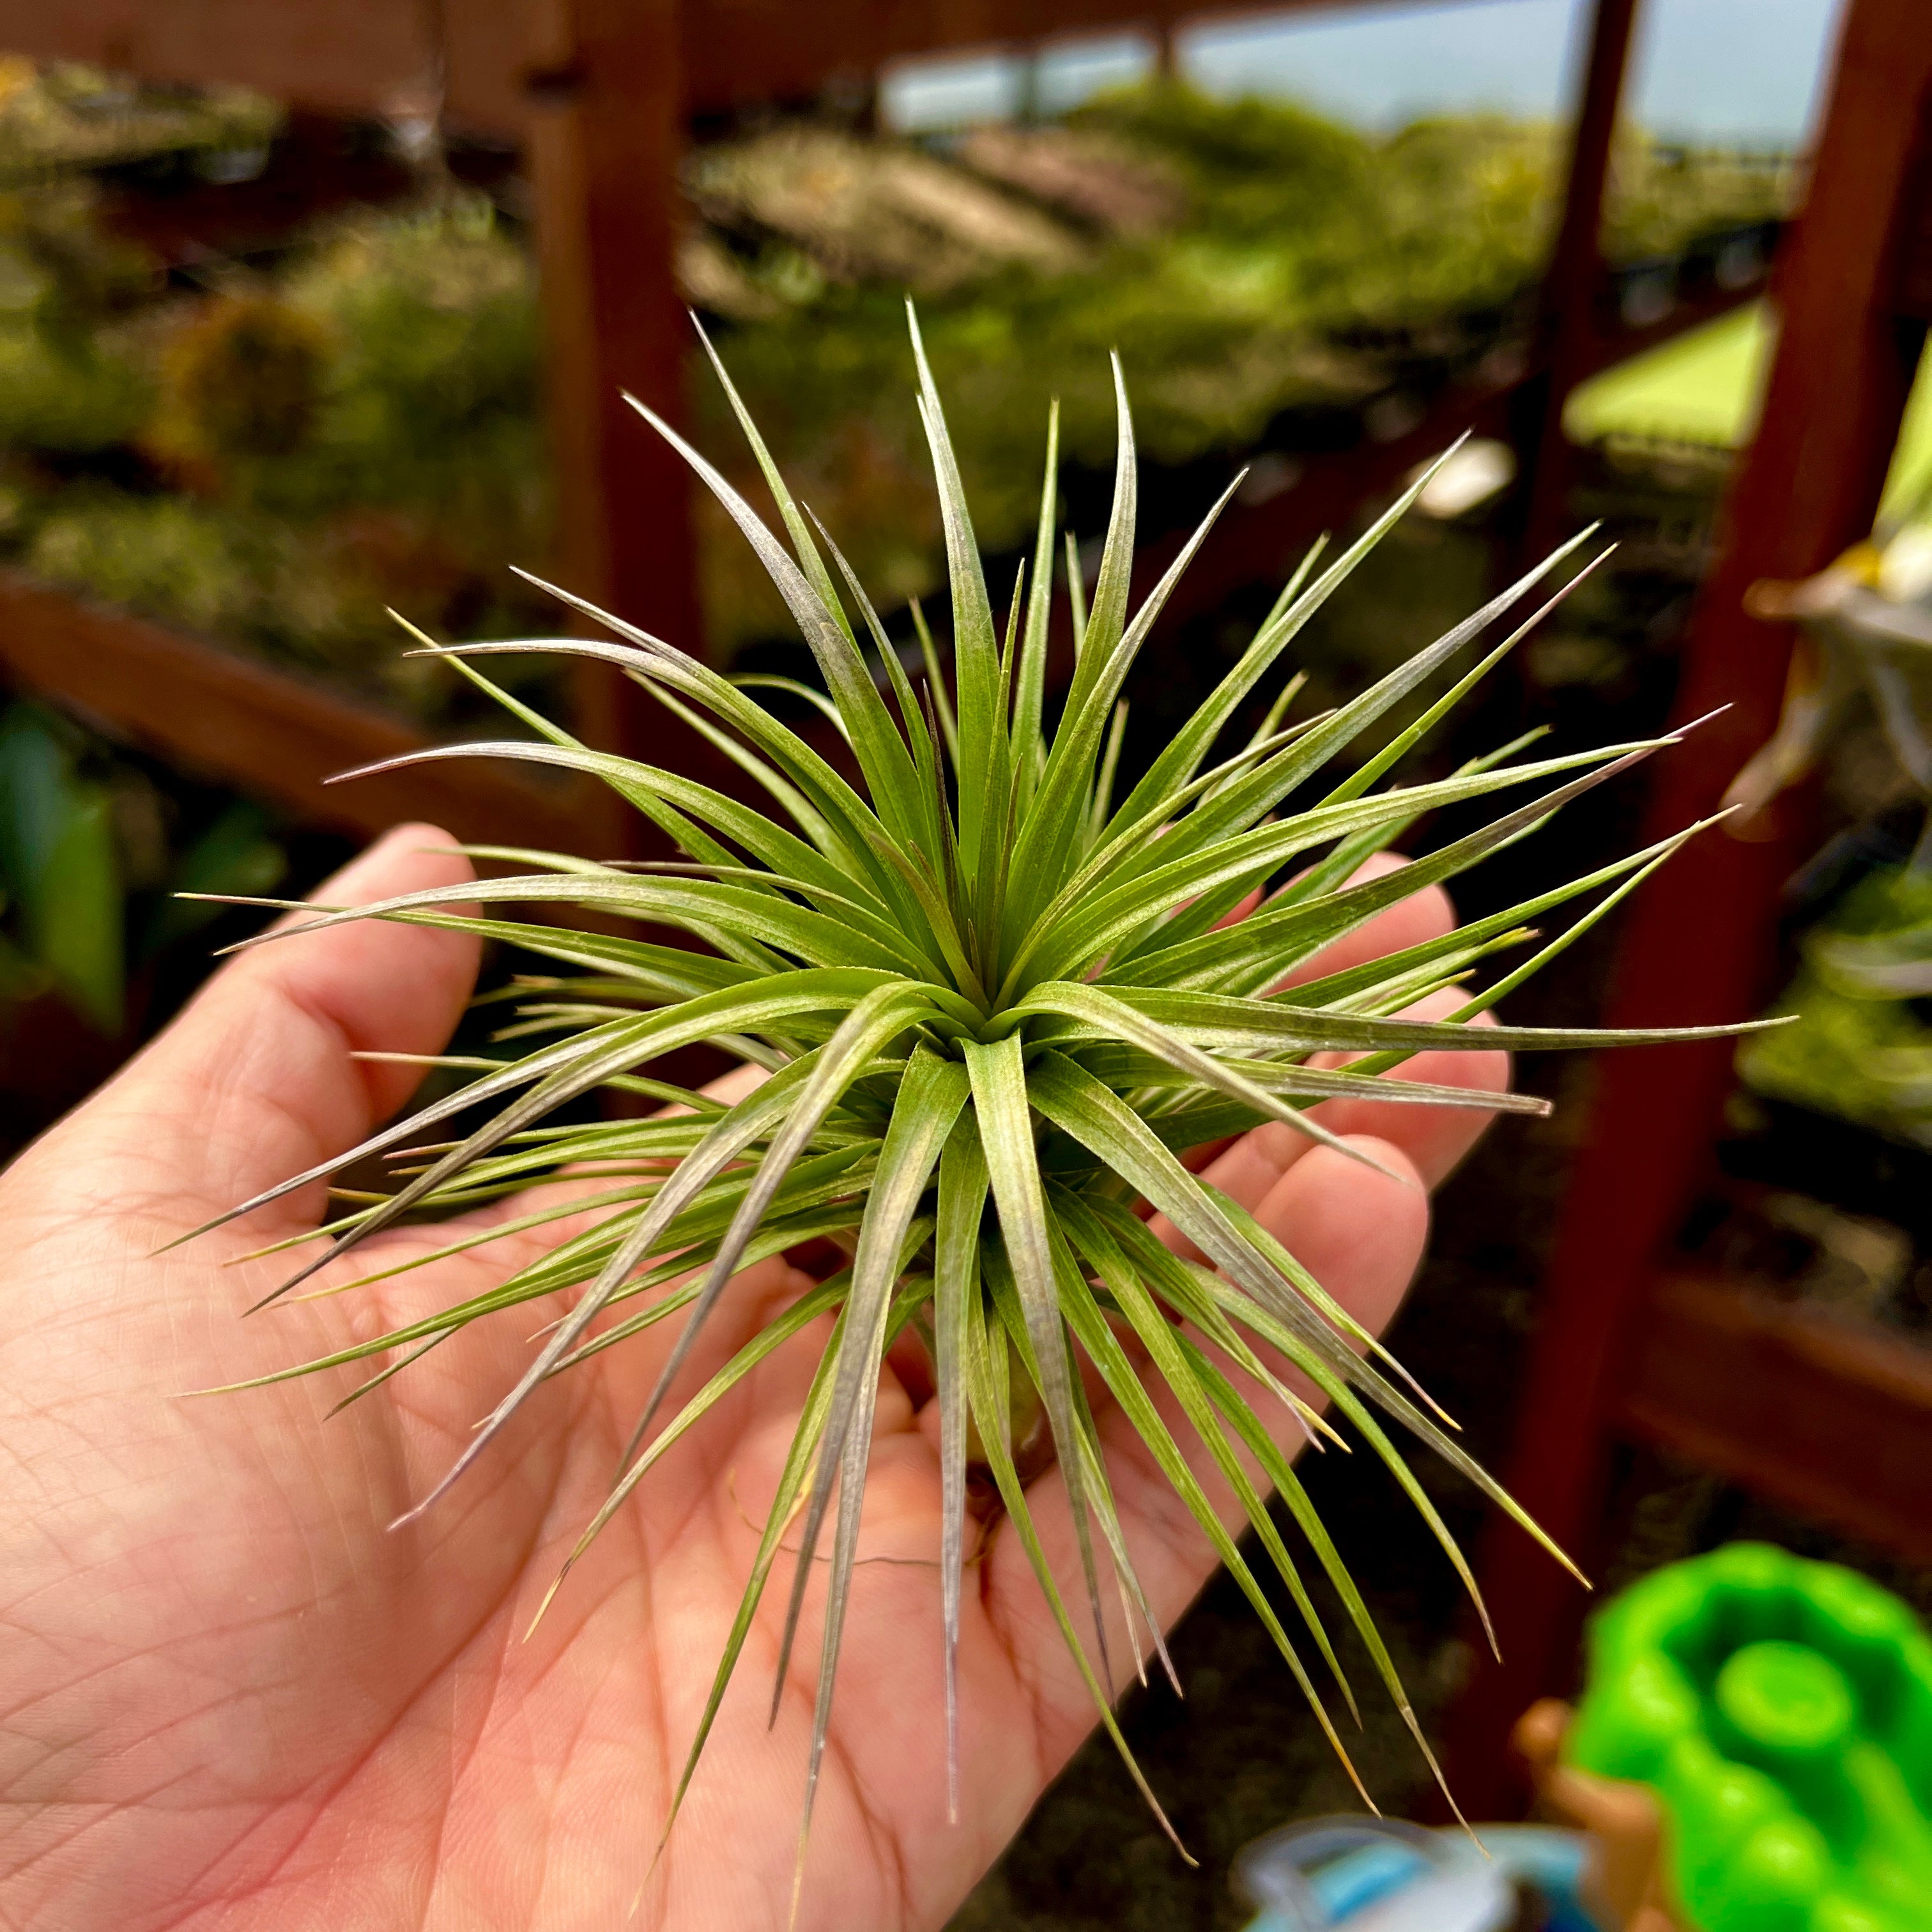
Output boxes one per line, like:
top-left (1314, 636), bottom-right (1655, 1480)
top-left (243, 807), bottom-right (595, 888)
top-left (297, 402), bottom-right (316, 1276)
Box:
top-left (153, 295), bottom-right (330, 466)
top-left (0, 56), bottom-right (279, 182)
top-left (4, 191), bottom-right (558, 719)
top-left (27, 489), bottom-right (258, 638)
top-left (0, 179), bottom-right (155, 453)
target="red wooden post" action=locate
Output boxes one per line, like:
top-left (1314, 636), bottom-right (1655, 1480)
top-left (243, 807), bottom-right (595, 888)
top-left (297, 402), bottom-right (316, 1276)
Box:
top-left (524, 0), bottom-right (719, 850)
top-left (1446, 0), bottom-right (1932, 1816)
top-left (1515, 0), bottom-right (1641, 562)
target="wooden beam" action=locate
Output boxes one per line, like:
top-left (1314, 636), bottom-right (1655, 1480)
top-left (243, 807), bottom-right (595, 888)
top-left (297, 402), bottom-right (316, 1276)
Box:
top-left (1619, 1275), bottom-right (1932, 1568)
top-left (522, 0), bottom-right (726, 848)
top-left (3, 0), bottom-right (438, 129)
top-left (1446, 0), bottom-right (1932, 1817)
top-left (1515, 0), bottom-right (1641, 562)
top-left (14, 0), bottom-right (1504, 138)
top-left (669, 0), bottom-right (1489, 125)
top-left (0, 571), bottom-right (594, 851)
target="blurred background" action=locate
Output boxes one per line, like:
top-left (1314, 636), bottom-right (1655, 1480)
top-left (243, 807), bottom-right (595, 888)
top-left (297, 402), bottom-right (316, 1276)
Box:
top-left (4, 1), bottom-right (1931, 1925)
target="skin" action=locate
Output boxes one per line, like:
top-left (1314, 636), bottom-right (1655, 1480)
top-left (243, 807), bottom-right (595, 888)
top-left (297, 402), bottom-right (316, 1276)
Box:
top-left (0, 825), bottom-right (1506, 1932)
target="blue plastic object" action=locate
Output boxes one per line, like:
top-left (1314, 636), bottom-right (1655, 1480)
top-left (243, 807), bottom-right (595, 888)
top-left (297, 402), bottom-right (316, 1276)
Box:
top-left (1233, 1816), bottom-right (1606, 1931)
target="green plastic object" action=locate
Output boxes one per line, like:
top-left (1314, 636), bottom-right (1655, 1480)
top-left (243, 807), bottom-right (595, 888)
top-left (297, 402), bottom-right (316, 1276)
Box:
top-left (1567, 1543), bottom-right (1932, 1931)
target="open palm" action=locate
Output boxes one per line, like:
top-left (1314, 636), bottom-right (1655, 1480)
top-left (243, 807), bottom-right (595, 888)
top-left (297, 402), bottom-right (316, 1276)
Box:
top-left (0, 825), bottom-right (1503, 1932)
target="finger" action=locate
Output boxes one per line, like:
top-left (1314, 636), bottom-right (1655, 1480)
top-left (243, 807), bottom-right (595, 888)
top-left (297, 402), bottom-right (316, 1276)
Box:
top-left (1303, 990), bottom-right (1509, 1190)
top-left (977, 1135), bottom-right (1427, 1761)
top-left (1274, 852), bottom-right (1455, 992)
top-left (1248, 1133), bottom-right (1430, 1355)
top-left (1172, 856), bottom-right (1456, 1182)
top-left (1211, 885), bottom-right (1262, 928)
top-left (1159, 990), bottom-right (1508, 1245)
top-left (60, 824), bottom-right (479, 1231)
top-left (1150, 1062), bottom-right (1407, 1260)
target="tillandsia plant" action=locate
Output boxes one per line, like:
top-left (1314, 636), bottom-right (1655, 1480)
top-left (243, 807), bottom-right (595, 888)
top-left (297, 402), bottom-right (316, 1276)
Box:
top-left (183, 307), bottom-right (1763, 1877)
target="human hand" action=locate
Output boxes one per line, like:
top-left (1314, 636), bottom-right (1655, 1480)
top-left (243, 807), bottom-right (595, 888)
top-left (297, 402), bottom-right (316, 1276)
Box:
top-left (0, 825), bottom-right (1504, 1931)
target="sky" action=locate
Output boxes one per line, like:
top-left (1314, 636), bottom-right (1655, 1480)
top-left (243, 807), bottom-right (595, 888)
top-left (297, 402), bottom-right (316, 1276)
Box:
top-left (882, 0), bottom-right (1845, 147)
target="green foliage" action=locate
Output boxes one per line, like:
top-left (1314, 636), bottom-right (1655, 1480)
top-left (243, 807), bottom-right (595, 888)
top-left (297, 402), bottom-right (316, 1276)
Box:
top-left (1, 85), bottom-right (1791, 687)
top-left (694, 88), bottom-right (1788, 655)
top-left (141, 195), bottom-right (551, 618)
top-left (1740, 865), bottom-right (1932, 1149)
top-left (0, 703), bottom-right (121, 1030)
top-left (266, 198), bottom-right (548, 535)
top-left (155, 295), bottom-right (330, 464)
top-left (0, 56), bottom-right (280, 184)
top-left (0, 181), bottom-right (155, 454)
top-left (1071, 93), bottom-right (1549, 321)
top-left (2, 192), bottom-right (557, 714)
top-left (27, 489), bottom-right (261, 638)
top-left (1604, 134), bottom-right (1798, 263)
top-left (0, 700), bottom-right (286, 1032)
top-left (192, 322), bottom-right (1766, 1868)
top-left (0, 316), bottom-right (150, 453)
top-left (1077, 83), bottom-right (1372, 224)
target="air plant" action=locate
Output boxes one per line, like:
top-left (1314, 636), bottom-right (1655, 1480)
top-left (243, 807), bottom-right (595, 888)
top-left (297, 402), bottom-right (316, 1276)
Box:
top-left (185, 309), bottom-right (1760, 1875)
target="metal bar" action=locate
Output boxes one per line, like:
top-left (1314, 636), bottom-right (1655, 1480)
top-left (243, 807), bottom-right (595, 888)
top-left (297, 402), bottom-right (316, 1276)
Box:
top-left (1445, 0), bottom-right (1932, 1818)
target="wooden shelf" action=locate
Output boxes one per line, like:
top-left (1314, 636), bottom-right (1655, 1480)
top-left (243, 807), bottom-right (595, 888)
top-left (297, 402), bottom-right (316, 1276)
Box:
top-left (0, 571), bottom-right (598, 851)
top-left (1620, 1273), bottom-right (1932, 1567)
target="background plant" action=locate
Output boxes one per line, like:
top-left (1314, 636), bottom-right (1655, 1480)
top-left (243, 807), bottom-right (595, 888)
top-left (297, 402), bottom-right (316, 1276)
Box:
top-left (1, 68), bottom-right (1791, 690)
top-left (0, 699), bottom-right (286, 1035)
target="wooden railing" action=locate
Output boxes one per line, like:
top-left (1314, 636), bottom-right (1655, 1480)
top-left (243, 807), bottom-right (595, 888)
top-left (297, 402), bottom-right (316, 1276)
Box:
top-left (0, 572), bottom-right (595, 850)
top-left (1621, 1275), bottom-right (1932, 1567)
top-left (10, 0), bottom-right (1497, 135)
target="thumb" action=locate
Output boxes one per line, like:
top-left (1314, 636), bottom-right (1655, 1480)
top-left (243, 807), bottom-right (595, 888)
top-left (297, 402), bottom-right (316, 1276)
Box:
top-left (22, 824), bottom-right (479, 1238)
